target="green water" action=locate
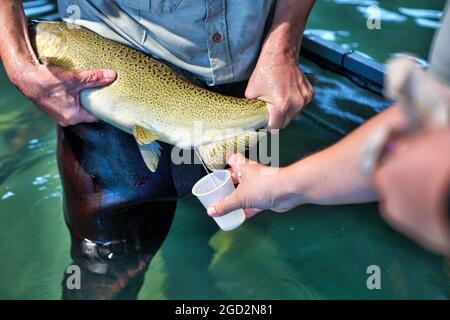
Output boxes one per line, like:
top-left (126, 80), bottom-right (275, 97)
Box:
top-left (307, 0), bottom-right (444, 63)
top-left (0, 0), bottom-right (449, 299)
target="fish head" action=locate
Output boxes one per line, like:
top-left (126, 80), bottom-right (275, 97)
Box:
top-left (29, 21), bottom-right (69, 62)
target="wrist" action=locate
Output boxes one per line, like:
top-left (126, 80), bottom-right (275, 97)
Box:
top-left (259, 21), bottom-right (302, 63)
top-left (259, 37), bottom-right (299, 64)
top-left (283, 158), bottom-right (319, 206)
top-left (6, 57), bottom-right (39, 88)
top-left (274, 165), bottom-right (308, 207)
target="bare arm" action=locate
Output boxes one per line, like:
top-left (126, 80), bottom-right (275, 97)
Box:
top-left (208, 105), bottom-right (407, 217)
top-left (246, 0), bottom-right (316, 130)
top-left (0, 0), bottom-right (39, 79)
top-left (0, 1), bottom-right (116, 126)
top-left (287, 105), bottom-right (406, 205)
top-left (261, 0), bottom-right (315, 59)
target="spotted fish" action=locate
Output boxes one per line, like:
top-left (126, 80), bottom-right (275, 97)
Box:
top-left (30, 21), bottom-right (269, 171)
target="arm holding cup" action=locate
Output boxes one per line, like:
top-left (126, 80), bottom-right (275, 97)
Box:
top-left (207, 105), bottom-right (408, 218)
top-left (208, 59), bottom-right (450, 255)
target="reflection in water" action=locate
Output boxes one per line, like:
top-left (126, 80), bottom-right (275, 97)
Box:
top-left (1, 191), bottom-right (14, 200)
top-left (0, 0), bottom-right (449, 300)
top-left (398, 7), bottom-right (443, 19)
top-left (357, 6), bottom-right (408, 23)
top-left (306, 0), bottom-right (446, 62)
top-left (415, 18), bottom-right (442, 29)
top-left (333, 0), bottom-right (379, 5)
top-left (62, 201), bottom-right (175, 300)
top-left (208, 227), bottom-right (323, 299)
top-left (304, 29), bottom-right (351, 42)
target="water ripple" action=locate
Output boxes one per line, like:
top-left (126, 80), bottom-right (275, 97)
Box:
top-left (1, 191), bottom-right (15, 200)
top-left (415, 18), bottom-right (442, 29)
top-left (398, 7), bottom-right (443, 19)
top-left (357, 6), bottom-right (408, 22)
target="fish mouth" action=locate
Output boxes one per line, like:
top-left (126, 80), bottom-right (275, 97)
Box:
top-left (28, 19), bottom-right (65, 35)
top-left (28, 19), bottom-right (51, 34)
top-left (29, 20), bottom-right (69, 61)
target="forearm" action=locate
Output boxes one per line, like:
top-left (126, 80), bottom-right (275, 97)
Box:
top-left (261, 0), bottom-right (315, 60)
top-left (284, 105), bottom-right (408, 206)
top-left (0, 0), bottom-right (39, 84)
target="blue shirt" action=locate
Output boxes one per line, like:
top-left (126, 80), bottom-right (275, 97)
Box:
top-left (57, 0), bottom-right (274, 85)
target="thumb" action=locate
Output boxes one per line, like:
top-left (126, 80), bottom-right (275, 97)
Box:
top-left (207, 190), bottom-right (243, 217)
top-left (76, 69), bottom-right (117, 91)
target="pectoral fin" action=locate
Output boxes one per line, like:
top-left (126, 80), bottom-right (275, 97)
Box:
top-left (133, 125), bottom-right (161, 172)
top-left (40, 56), bottom-right (75, 70)
top-left (196, 131), bottom-right (266, 170)
top-left (133, 125), bottom-right (160, 145)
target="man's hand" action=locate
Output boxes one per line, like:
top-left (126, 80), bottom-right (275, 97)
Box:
top-left (246, 52), bottom-right (314, 131)
top-left (0, 1), bottom-right (116, 127)
top-left (207, 153), bottom-right (303, 220)
top-left (11, 63), bottom-right (116, 126)
top-left (373, 128), bottom-right (450, 255)
top-left (246, 0), bottom-right (315, 131)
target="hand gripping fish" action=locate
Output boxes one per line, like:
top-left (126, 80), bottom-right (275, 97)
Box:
top-left (30, 21), bottom-right (270, 172)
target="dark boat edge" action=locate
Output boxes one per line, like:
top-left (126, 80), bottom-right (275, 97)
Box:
top-left (301, 34), bottom-right (385, 95)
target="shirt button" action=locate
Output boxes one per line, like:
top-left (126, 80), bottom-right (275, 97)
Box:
top-left (212, 32), bottom-right (222, 43)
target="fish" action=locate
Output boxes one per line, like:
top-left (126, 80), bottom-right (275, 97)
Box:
top-left (29, 21), bottom-right (270, 172)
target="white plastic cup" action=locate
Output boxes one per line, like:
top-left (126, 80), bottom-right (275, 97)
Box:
top-left (192, 170), bottom-right (246, 231)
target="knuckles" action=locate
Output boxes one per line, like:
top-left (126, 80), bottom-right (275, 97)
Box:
top-left (290, 95), bottom-right (306, 109)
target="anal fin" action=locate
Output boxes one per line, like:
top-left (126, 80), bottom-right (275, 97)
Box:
top-left (133, 125), bottom-right (161, 172)
top-left (196, 131), bottom-right (266, 170)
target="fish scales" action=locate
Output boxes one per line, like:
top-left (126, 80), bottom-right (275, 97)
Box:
top-left (30, 21), bottom-right (269, 171)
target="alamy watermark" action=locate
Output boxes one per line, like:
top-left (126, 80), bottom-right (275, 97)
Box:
top-left (65, 264), bottom-right (81, 290)
top-left (366, 5), bottom-right (382, 30)
top-left (366, 265), bottom-right (381, 290)
top-left (167, 123), bottom-right (280, 174)
top-left (65, 5), bottom-right (81, 30)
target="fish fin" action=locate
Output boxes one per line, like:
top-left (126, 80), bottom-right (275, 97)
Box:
top-left (133, 125), bottom-right (160, 145)
top-left (40, 56), bottom-right (75, 69)
top-left (136, 141), bottom-right (162, 172)
top-left (197, 131), bottom-right (266, 170)
top-left (133, 125), bottom-right (161, 172)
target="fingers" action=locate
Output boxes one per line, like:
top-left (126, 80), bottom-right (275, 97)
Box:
top-left (228, 153), bottom-right (259, 179)
top-left (227, 153), bottom-right (246, 183)
top-left (207, 190), bottom-right (243, 217)
top-left (228, 168), bottom-right (240, 184)
top-left (300, 73), bottom-right (315, 104)
top-left (266, 102), bottom-right (286, 131)
top-left (228, 152), bottom-right (256, 168)
top-left (57, 69), bottom-right (114, 125)
top-left (266, 89), bottom-right (314, 131)
top-left (244, 208), bottom-right (262, 219)
top-left (208, 154), bottom-right (259, 217)
top-left (74, 69), bottom-right (117, 92)
top-left (278, 77), bottom-right (314, 128)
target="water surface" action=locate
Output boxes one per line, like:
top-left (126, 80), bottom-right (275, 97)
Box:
top-left (0, 0), bottom-right (449, 299)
